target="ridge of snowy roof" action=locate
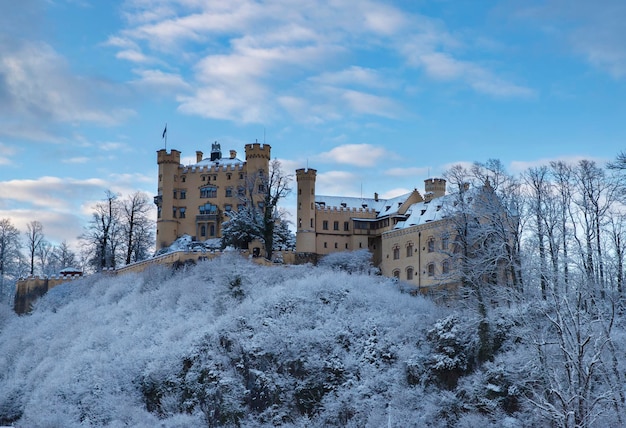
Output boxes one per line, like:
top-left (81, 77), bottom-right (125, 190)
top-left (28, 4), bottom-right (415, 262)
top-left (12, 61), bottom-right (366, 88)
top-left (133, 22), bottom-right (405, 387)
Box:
top-left (315, 191), bottom-right (414, 216)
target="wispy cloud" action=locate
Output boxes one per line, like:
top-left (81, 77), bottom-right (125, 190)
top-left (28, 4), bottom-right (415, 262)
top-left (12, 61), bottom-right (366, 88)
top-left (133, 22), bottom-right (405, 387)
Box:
top-left (111, 0), bottom-right (534, 125)
top-left (509, 0), bottom-right (626, 79)
top-left (316, 144), bottom-right (389, 167)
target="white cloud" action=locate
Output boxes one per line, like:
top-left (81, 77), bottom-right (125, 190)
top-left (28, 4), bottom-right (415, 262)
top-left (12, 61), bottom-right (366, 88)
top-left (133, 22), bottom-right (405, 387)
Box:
top-left (0, 142), bottom-right (17, 165)
top-left (316, 144), bottom-right (388, 167)
top-left (509, 155), bottom-right (608, 174)
top-left (316, 170), bottom-right (361, 196)
top-left (511, 0), bottom-right (626, 79)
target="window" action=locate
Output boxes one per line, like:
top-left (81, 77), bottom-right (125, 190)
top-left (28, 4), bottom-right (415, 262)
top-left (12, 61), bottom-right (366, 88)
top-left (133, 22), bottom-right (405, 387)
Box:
top-left (237, 204), bottom-right (245, 211)
top-left (238, 187), bottom-right (245, 197)
top-left (345, 243), bottom-right (349, 249)
top-left (442, 260), bottom-right (450, 274)
top-left (200, 186), bottom-right (217, 198)
top-left (180, 190), bottom-right (186, 200)
top-left (172, 207), bottom-right (177, 218)
top-left (344, 221), bottom-right (350, 231)
top-left (200, 225), bottom-right (206, 237)
top-left (227, 174), bottom-right (231, 180)
top-left (333, 221), bottom-right (339, 231)
top-left (298, 218), bottom-right (302, 228)
top-left (359, 242), bottom-right (362, 248)
top-left (173, 190), bottom-right (177, 199)
top-left (406, 267), bottom-right (414, 280)
top-left (157, 206), bottom-right (161, 218)
top-left (406, 244), bottom-right (413, 257)
top-left (224, 204), bottom-right (232, 212)
top-left (181, 176), bottom-right (186, 183)
top-left (427, 238), bottom-right (435, 253)
top-left (298, 188), bottom-right (302, 195)
top-left (324, 242), bottom-right (327, 248)
top-left (258, 184), bottom-right (266, 193)
top-left (210, 225), bottom-right (215, 236)
top-left (323, 220), bottom-right (329, 230)
top-left (393, 270), bottom-right (400, 279)
top-left (225, 188), bottom-right (233, 197)
top-left (393, 246), bottom-right (400, 260)
top-left (239, 173), bottom-right (244, 180)
top-left (258, 202), bottom-right (265, 209)
top-left (442, 235), bottom-right (449, 250)
top-left (179, 207), bottom-right (186, 219)
top-left (199, 203), bottom-right (217, 215)
top-left (427, 263), bottom-right (435, 277)
top-left (334, 242), bottom-right (338, 249)
top-left (310, 219), bottom-right (313, 228)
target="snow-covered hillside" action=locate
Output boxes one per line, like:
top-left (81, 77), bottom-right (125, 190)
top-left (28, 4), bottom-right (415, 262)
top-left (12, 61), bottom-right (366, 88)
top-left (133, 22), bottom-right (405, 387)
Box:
top-left (0, 253), bottom-right (624, 427)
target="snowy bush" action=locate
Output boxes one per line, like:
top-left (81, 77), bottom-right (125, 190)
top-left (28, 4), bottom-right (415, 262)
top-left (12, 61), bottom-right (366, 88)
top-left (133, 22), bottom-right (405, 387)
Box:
top-left (317, 249), bottom-right (379, 275)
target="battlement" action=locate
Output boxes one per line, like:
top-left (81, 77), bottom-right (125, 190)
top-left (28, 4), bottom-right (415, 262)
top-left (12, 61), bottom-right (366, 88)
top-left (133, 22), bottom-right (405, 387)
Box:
top-left (157, 149), bottom-right (181, 165)
top-left (317, 205), bottom-right (376, 214)
top-left (181, 162), bottom-right (245, 174)
top-left (424, 177), bottom-right (446, 199)
top-left (296, 168), bottom-right (317, 180)
top-left (245, 143), bottom-right (271, 160)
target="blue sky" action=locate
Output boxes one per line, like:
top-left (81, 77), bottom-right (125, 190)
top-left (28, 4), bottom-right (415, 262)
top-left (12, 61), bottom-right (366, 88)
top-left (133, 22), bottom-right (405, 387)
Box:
top-left (0, 0), bottom-right (625, 249)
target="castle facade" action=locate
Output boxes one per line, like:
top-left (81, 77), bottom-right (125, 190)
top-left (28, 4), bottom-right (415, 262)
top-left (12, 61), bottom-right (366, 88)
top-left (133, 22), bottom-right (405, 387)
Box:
top-left (155, 142), bottom-right (270, 250)
top-left (295, 169), bottom-right (460, 291)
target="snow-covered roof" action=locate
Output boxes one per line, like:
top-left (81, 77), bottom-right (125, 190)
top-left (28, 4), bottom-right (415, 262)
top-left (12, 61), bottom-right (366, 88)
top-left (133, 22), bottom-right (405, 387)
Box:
top-left (394, 195), bottom-right (450, 229)
top-left (315, 191), bottom-right (414, 216)
top-left (393, 186), bottom-right (488, 230)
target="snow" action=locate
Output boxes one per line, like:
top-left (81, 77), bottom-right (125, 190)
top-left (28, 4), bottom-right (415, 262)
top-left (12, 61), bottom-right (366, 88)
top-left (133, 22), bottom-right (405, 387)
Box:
top-left (315, 191), bottom-right (413, 215)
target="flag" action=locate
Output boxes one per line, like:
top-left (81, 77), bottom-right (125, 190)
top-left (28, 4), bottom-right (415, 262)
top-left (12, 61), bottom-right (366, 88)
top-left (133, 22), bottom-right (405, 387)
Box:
top-left (162, 125), bottom-right (167, 139)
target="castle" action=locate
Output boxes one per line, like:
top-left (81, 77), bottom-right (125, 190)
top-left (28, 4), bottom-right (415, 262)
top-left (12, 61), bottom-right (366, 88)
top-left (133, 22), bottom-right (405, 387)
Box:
top-left (154, 142), bottom-right (465, 292)
top-left (295, 169), bottom-right (459, 292)
top-left (154, 142), bottom-right (270, 251)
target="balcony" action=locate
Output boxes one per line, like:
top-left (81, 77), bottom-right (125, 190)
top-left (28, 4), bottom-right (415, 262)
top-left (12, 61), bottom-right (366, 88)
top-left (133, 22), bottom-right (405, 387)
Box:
top-left (153, 195), bottom-right (162, 205)
top-left (196, 214), bottom-right (218, 221)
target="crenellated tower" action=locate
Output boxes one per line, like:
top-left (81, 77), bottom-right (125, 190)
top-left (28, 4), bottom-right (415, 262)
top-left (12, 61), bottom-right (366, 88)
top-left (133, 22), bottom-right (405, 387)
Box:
top-left (295, 168), bottom-right (317, 253)
top-left (156, 149), bottom-right (182, 248)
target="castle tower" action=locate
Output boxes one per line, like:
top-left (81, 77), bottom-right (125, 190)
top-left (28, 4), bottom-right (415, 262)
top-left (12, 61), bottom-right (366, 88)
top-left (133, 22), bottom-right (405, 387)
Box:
top-left (244, 142), bottom-right (271, 174)
top-left (295, 168), bottom-right (317, 253)
top-left (424, 178), bottom-right (446, 202)
top-left (156, 149), bottom-right (182, 249)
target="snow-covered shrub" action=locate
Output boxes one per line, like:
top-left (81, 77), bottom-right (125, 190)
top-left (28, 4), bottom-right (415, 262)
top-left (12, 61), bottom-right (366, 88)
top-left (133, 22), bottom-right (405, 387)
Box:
top-left (425, 314), bottom-right (475, 389)
top-left (317, 249), bottom-right (379, 275)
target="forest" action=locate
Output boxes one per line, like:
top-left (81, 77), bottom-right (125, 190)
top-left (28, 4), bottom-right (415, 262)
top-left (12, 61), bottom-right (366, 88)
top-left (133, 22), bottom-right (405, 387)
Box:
top-left (1, 154), bottom-right (626, 426)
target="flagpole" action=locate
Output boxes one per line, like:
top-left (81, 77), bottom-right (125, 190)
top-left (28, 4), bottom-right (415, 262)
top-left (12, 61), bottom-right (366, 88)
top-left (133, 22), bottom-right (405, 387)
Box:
top-left (163, 123), bottom-right (167, 151)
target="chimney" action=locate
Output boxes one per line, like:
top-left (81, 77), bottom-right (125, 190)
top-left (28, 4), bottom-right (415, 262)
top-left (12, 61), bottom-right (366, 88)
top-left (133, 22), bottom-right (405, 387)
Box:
top-left (196, 151), bottom-right (203, 163)
top-left (230, 150), bottom-right (237, 159)
top-left (374, 192), bottom-right (379, 201)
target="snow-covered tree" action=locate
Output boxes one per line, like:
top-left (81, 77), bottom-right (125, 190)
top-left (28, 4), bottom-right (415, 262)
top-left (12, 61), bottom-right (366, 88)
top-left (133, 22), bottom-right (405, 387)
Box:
top-left (0, 218), bottom-right (23, 304)
top-left (221, 159), bottom-right (292, 258)
top-left (24, 221), bottom-right (44, 276)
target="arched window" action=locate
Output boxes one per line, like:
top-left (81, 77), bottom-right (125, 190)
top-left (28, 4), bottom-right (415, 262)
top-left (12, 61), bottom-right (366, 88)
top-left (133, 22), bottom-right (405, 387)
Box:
top-left (427, 237), bottom-right (435, 253)
top-left (406, 243), bottom-right (413, 257)
top-left (427, 263), bottom-right (435, 277)
top-left (442, 260), bottom-right (450, 274)
top-left (200, 225), bottom-right (206, 237)
top-left (392, 269), bottom-right (400, 279)
top-left (406, 267), bottom-right (414, 280)
top-left (210, 225), bottom-right (215, 236)
top-left (393, 245), bottom-right (400, 260)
